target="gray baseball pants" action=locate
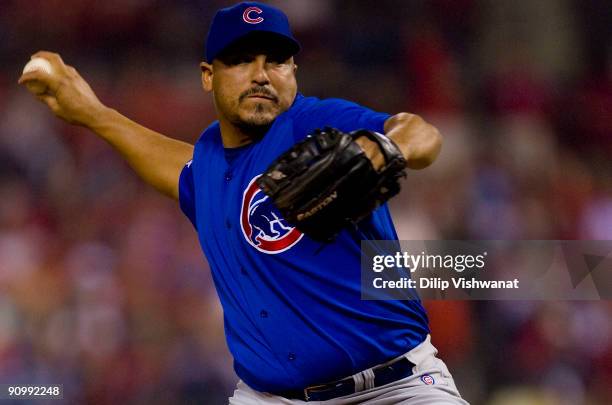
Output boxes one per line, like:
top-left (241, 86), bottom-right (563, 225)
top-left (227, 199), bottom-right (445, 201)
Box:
top-left (229, 335), bottom-right (469, 404)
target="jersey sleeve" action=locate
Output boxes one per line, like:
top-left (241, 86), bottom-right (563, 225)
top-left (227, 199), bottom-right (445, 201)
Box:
top-left (292, 97), bottom-right (391, 141)
top-left (178, 160), bottom-right (197, 229)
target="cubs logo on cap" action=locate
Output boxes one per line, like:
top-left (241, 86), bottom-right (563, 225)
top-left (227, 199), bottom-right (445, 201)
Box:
top-left (241, 175), bottom-right (303, 254)
top-left (205, 1), bottom-right (300, 63)
top-left (243, 6), bottom-right (264, 24)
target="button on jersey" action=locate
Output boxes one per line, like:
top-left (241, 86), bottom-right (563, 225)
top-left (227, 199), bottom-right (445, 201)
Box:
top-left (178, 94), bottom-right (429, 392)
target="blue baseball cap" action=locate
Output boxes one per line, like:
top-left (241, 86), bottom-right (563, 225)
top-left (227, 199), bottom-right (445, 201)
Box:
top-left (205, 2), bottom-right (301, 63)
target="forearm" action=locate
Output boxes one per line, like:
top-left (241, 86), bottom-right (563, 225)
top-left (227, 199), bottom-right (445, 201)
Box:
top-left (88, 107), bottom-right (194, 200)
top-left (384, 113), bottom-right (442, 170)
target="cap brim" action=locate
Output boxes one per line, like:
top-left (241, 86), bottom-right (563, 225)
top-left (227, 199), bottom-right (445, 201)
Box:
top-left (210, 31), bottom-right (300, 63)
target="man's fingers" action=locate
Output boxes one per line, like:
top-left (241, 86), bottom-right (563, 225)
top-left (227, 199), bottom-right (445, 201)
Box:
top-left (18, 70), bottom-right (55, 96)
top-left (18, 53), bottom-right (67, 93)
top-left (355, 136), bottom-right (385, 171)
top-left (27, 51), bottom-right (69, 80)
top-left (36, 94), bottom-right (61, 114)
top-left (31, 51), bottom-right (65, 66)
top-left (18, 71), bottom-right (45, 85)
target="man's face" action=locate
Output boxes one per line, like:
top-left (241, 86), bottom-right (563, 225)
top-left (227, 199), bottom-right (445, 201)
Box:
top-left (202, 36), bottom-right (298, 133)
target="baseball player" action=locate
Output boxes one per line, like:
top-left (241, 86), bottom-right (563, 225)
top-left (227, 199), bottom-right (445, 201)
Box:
top-left (19, 2), bottom-right (468, 404)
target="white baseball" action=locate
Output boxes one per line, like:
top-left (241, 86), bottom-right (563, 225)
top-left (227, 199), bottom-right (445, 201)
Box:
top-left (22, 57), bottom-right (54, 94)
top-left (23, 57), bottom-right (53, 75)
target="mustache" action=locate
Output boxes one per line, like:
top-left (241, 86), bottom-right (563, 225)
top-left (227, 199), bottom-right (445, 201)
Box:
top-left (239, 86), bottom-right (278, 103)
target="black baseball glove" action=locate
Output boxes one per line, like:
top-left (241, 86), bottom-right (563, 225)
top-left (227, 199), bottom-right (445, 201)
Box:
top-left (256, 127), bottom-right (407, 242)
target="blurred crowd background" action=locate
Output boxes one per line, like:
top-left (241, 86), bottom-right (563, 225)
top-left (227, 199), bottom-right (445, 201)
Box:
top-left (0, 0), bottom-right (611, 404)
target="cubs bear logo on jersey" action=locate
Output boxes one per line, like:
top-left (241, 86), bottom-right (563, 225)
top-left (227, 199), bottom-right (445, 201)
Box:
top-left (240, 175), bottom-right (303, 253)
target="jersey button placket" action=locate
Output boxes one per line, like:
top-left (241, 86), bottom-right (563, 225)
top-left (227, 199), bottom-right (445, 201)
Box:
top-left (223, 170), bottom-right (232, 229)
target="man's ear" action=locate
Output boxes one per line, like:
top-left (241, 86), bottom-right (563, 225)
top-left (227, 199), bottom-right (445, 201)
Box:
top-left (200, 62), bottom-right (213, 92)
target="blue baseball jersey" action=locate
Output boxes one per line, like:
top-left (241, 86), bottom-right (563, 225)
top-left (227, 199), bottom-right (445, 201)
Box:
top-left (179, 94), bottom-right (429, 392)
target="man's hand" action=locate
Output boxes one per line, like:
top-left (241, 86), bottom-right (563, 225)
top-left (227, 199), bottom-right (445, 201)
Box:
top-left (354, 136), bottom-right (385, 171)
top-left (18, 51), bottom-right (107, 128)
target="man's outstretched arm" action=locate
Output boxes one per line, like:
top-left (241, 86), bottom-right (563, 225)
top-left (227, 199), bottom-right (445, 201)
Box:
top-left (18, 51), bottom-right (193, 200)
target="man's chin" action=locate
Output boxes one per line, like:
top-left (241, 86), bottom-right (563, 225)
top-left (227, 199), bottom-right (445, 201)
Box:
top-left (235, 114), bottom-right (276, 134)
top-left (241, 110), bottom-right (279, 126)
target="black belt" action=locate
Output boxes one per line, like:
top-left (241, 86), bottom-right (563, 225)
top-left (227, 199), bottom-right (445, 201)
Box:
top-left (276, 356), bottom-right (415, 402)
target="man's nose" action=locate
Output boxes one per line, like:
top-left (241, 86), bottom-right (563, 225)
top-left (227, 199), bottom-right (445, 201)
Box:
top-left (250, 55), bottom-right (270, 84)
